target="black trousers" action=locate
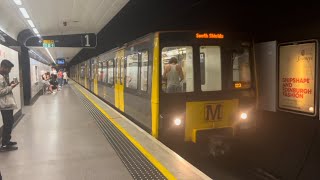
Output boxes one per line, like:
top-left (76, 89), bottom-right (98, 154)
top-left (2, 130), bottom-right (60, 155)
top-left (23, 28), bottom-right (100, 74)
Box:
top-left (1, 110), bottom-right (14, 145)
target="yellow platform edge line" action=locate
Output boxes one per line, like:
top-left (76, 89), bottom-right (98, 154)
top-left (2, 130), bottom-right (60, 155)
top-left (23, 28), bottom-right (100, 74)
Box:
top-left (74, 84), bottom-right (176, 180)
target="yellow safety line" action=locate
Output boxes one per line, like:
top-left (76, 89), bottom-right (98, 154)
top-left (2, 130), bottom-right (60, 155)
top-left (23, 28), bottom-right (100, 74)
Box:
top-left (74, 83), bottom-right (176, 180)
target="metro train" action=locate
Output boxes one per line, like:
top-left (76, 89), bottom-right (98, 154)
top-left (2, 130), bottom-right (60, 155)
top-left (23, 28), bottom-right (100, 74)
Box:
top-left (70, 31), bottom-right (257, 155)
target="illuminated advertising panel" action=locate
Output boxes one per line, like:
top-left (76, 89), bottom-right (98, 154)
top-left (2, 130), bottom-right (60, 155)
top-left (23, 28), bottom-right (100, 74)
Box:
top-left (278, 41), bottom-right (317, 115)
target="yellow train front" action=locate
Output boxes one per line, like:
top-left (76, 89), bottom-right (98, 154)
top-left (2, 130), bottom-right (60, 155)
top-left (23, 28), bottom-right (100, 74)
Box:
top-left (70, 31), bottom-right (256, 156)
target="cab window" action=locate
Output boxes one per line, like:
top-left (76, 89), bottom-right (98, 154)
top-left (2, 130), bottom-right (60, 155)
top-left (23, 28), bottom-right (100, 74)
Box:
top-left (161, 46), bottom-right (194, 93)
top-left (200, 46), bottom-right (222, 91)
top-left (232, 48), bottom-right (251, 89)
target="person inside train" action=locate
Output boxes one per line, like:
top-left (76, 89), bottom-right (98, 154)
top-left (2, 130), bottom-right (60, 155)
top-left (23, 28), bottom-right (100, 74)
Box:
top-left (162, 57), bottom-right (184, 93)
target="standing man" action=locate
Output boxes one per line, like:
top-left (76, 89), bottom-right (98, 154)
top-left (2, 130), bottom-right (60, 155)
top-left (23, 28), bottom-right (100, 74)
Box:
top-left (0, 59), bottom-right (19, 152)
top-left (162, 57), bottom-right (184, 93)
top-left (50, 67), bottom-right (57, 75)
top-left (57, 69), bottom-right (63, 89)
top-left (63, 70), bottom-right (68, 85)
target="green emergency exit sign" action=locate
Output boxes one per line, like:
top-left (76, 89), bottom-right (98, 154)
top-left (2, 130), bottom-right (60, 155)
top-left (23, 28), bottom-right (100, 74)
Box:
top-left (42, 40), bottom-right (55, 48)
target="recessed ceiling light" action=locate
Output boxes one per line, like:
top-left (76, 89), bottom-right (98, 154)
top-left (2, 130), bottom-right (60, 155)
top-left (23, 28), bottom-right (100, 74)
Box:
top-left (33, 28), bottom-right (39, 34)
top-left (19, 8), bottom-right (30, 18)
top-left (27, 20), bottom-right (35, 28)
top-left (13, 0), bottom-right (22, 5)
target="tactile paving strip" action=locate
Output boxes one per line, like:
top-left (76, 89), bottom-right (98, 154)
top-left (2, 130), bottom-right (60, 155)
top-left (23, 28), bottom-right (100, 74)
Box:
top-left (71, 85), bottom-right (167, 180)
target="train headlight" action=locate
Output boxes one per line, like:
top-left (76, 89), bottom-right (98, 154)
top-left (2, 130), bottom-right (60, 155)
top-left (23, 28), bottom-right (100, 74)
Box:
top-left (240, 113), bottom-right (248, 120)
top-left (309, 107), bottom-right (314, 112)
top-left (174, 118), bottom-right (182, 126)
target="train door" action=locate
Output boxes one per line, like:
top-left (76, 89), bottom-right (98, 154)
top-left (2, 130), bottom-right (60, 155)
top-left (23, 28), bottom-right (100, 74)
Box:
top-left (84, 62), bottom-right (88, 88)
top-left (115, 49), bottom-right (125, 111)
top-left (93, 57), bottom-right (99, 95)
top-left (88, 60), bottom-right (92, 89)
top-left (78, 64), bottom-right (81, 82)
top-left (89, 58), bottom-right (96, 92)
top-left (80, 63), bottom-right (85, 86)
top-left (88, 59), bottom-right (94, 91)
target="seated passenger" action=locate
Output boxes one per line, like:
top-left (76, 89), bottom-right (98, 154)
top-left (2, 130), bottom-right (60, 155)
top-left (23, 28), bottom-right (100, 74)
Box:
top-left (42, 72), bottom-right (53, 93)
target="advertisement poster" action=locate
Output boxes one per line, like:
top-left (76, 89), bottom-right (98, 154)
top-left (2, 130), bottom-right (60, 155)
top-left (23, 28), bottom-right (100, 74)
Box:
top-left (278, 42), bottom-right (316, 114)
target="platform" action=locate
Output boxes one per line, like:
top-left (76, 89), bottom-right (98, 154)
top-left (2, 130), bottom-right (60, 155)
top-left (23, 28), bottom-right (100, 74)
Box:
top-left (0, 81), bottom-right (212, 180)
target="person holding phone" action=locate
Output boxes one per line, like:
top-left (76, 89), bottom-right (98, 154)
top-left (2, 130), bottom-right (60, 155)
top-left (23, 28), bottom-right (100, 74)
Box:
top-left (0, 59), bottom-right (19, 152)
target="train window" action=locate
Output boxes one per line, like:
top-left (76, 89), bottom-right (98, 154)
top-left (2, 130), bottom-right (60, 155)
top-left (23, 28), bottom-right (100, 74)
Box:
top-left (98, 62), bottom-right (103, 82)
top-left (113, 57), bottom-right (119, 83)
top-left (102, 62), bottom-right (107, 82)
top-left (91, 61), bottom-right (95, 80)
top-left (140, 51), bottom-right (148, 91)
top-left (116, 57), bottom-right (124, 85)
top-left (80, 65), bottom-right (85, 78)
top-left (126, 54), bottom-right (139, 89)
top-left (161, 46), bottom-right (194, 93)
top-left (232, 48), bottom-right (251, 89)
top-left (121, 57), bottom-right (125, 85)
top-left (200, 46), bottom-right (222, 91)
top-left (87, 62), bottom-right (90, 79)
top-left (107, 60), bottom-right (114, 84)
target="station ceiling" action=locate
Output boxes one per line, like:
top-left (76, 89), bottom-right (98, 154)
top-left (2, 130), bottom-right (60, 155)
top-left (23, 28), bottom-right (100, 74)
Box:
top-left (1, 0), bottom-right (320, 65)
top-left (0, 0), bottom-right (129, 63)
top-left (71, 0), bottom-right (320, 64)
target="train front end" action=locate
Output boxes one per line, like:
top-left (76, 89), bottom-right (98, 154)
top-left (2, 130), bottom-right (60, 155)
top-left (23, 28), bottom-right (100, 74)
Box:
top-left (157, 31), bottom-right (256, 155)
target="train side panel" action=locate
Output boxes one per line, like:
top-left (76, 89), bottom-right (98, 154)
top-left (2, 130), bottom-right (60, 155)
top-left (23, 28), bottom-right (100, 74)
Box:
top-left (123, 34), bottom-right (154, 131)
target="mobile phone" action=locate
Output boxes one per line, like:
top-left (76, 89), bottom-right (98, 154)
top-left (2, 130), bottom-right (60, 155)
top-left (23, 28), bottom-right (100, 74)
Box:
top-left (13, 77), bottom-right (18, 84)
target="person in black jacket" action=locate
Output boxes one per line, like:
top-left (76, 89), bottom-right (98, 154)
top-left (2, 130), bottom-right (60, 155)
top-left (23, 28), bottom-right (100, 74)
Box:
top-left (50, 74), bottom-right (58, 90)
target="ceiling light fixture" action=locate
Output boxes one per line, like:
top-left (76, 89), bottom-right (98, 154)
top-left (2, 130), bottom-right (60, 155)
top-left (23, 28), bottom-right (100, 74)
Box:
top-left (13, 0), bottom-right (22, 5)
top-left (32, 28), bottom-right (39, 34)
top-left (19, 8), bottom-right (30, 18)
top-left (45, 48), bottom-right (56, 64)
top-left (27, 20), bottom-right (35, 28)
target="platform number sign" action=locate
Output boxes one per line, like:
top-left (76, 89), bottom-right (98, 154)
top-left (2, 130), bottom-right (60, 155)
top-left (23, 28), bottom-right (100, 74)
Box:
top-left (205, 103), bottom-right (223, 121)
top-left (26, 33), bottom-right (97, 48)
top-left (81, 34), bottom-right (96, 47)
top-left (84, 34), bottom-right (90, 47)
